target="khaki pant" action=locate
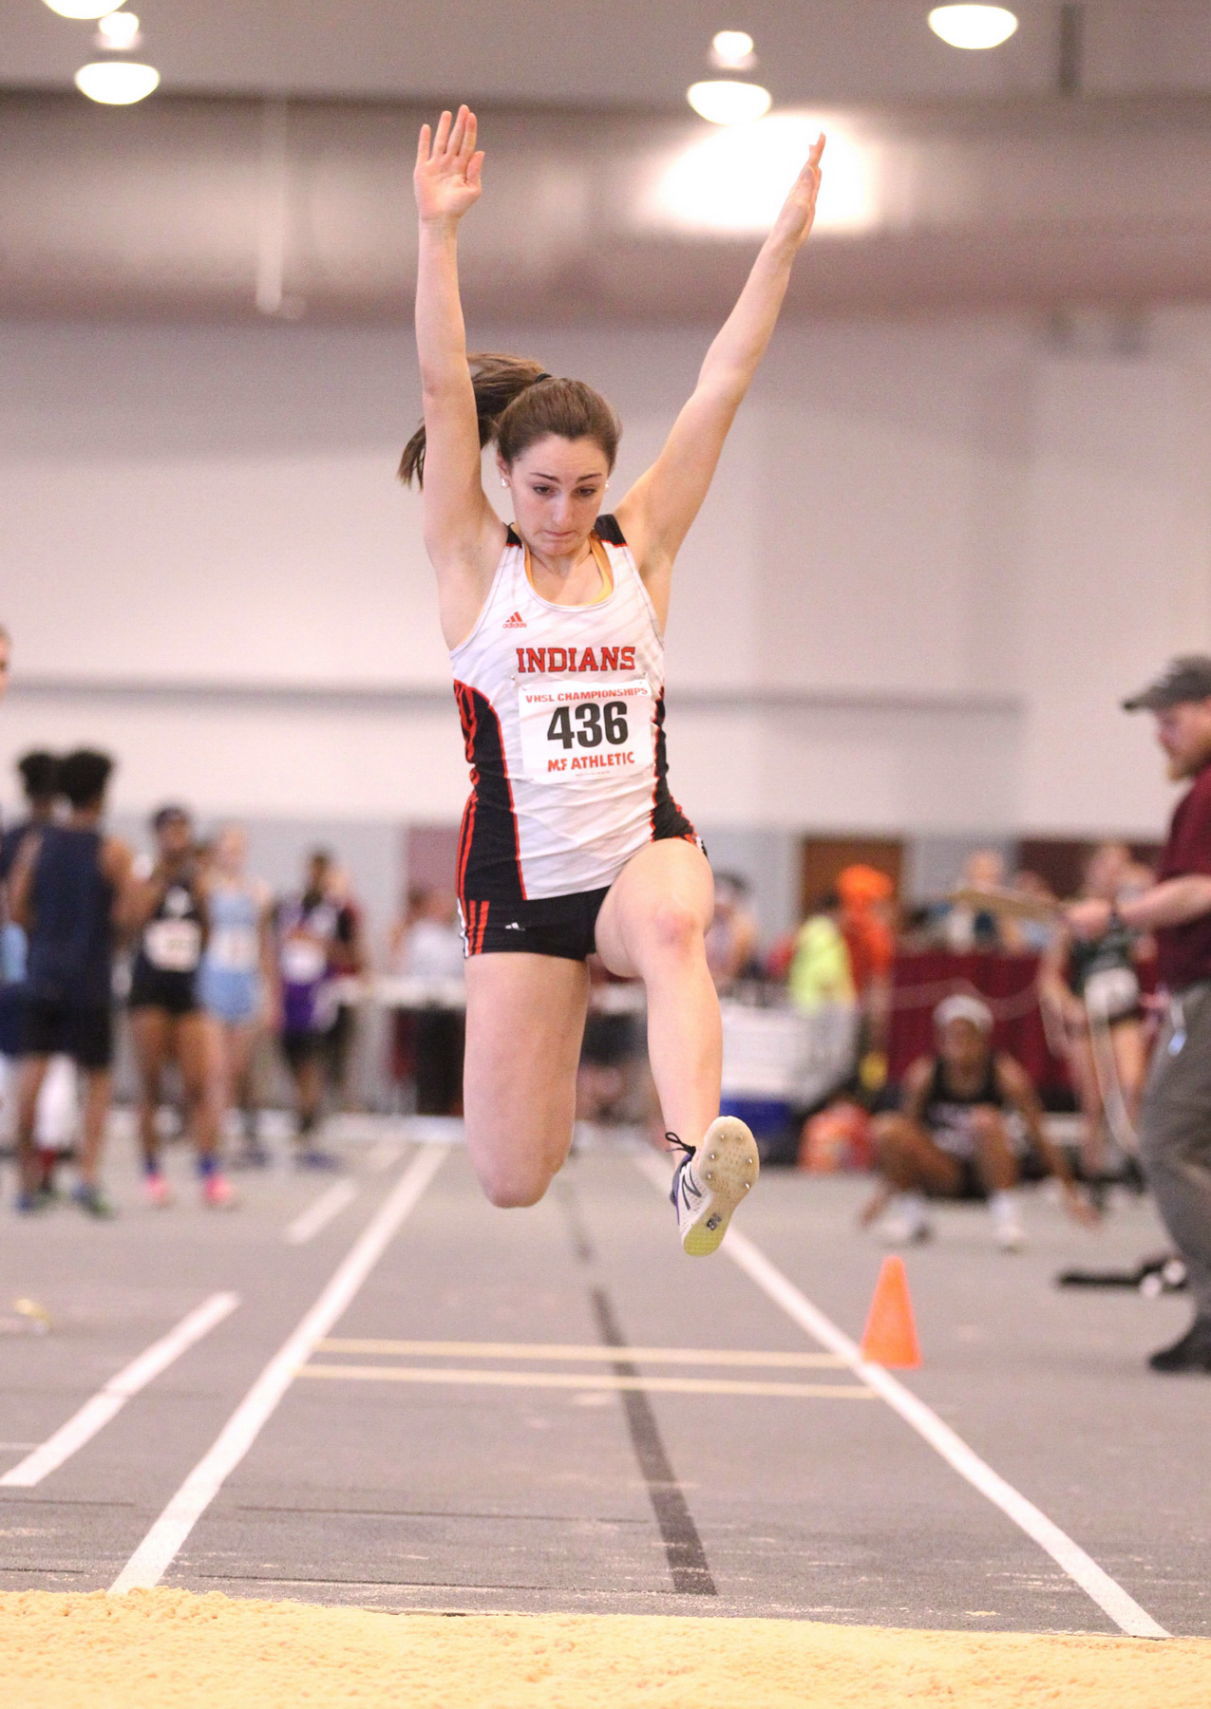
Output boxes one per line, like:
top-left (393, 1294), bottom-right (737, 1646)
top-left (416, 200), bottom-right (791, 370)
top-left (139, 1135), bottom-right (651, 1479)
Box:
top-left (1140, 980), bottom-right (1211, 1317)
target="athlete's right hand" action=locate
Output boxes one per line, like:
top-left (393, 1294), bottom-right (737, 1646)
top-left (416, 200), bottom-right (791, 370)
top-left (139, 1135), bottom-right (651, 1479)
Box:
top-left (414, 105), bottom-right (485, 225)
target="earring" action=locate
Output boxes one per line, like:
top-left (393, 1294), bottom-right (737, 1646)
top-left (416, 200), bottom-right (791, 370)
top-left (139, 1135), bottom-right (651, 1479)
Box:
top-left (500, 477), bottom-right (508, 488)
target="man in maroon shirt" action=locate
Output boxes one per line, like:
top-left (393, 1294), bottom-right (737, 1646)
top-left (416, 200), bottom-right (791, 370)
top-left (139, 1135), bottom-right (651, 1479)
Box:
top-left (1069, 655), bottom-right (1211, 1372)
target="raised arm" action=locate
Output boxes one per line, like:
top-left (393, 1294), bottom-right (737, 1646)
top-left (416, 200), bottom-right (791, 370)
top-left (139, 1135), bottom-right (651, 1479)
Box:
top-left (616, 135), bottom-right (825, 616)
top-left (409, 106), bottom-right (506, 648)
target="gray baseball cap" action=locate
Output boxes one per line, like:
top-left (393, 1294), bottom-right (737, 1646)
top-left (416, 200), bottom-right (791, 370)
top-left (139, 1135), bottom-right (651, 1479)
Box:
top-left (1122, 655), bottom-right (1211, 712)
top-left (934, 994), bottom-right (993, 1034)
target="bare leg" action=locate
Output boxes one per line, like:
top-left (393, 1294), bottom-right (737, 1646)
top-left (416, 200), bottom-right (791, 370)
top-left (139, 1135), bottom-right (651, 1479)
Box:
top-left (14, 1057), bottom-right (51, 1196)
top-left (594, 840), bottom-right (719, 1146)
top-left (871, 1113), bottom-right (963, 1195)
top-left (77, 1068), bottom-right (113, 1187)
top-left (970, 1108), bottom-right (1020, 1194)
top-left (177, 1011), bottom-right (226, 1164)
top-left (129, 1009), bottom-right (171, 1175)
top-left (462, 953), bottom-right (591, 1206)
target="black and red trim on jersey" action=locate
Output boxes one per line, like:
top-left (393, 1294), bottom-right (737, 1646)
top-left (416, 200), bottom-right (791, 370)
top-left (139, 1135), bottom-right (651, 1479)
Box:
top-left (453, 680), bottom-right (526, 903)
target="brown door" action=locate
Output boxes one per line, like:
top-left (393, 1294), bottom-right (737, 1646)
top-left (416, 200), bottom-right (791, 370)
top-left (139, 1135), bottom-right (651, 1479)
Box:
top-left (800, 836), bottom-right (903, 916)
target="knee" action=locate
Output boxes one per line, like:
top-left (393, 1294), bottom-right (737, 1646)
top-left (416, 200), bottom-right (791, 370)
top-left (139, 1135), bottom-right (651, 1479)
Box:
top-left (641, 897), bottom-right (705, 963)
top-left (970, 1107), bottom-right (1007, 1146)
top-left (478, 1167), bottom-right (551, 1210)
top-left (872, 1113), bottom-right (912, 1167)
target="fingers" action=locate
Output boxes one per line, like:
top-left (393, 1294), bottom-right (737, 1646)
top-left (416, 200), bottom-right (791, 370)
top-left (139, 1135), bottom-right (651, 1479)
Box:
top-left (809, 132), bottom-right (826, 168)
top-left (420, 105), bottom-right (479, 168)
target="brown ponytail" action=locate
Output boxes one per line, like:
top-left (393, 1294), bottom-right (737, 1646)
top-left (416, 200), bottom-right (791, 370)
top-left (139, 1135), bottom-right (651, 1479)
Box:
top-left (398, 353), bottom-right (620, 487)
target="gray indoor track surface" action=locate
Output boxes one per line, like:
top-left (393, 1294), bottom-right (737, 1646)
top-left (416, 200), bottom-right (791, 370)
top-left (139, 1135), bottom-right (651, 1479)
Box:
top-left (1, 1122), bottom-right (1206, 1638)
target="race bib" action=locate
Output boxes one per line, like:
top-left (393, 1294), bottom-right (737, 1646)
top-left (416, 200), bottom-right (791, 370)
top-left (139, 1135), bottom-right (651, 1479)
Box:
top-left (208, 925), bottom-right (258, 972)
top-left (144, 918), bottom-right (202, 973)
top-left (281, 938), bottom-right (326, 985)
top-left (517, 676), bottom-right (654, 782)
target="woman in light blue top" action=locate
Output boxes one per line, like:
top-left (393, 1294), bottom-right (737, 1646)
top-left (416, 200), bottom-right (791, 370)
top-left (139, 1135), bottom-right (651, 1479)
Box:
top-left (199, 824), bottom-right (277, 1161)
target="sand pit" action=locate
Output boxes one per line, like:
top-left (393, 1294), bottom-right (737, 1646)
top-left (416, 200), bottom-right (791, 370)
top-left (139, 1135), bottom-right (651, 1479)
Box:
top-left (3, 1590), bottom-right (1210, 1708)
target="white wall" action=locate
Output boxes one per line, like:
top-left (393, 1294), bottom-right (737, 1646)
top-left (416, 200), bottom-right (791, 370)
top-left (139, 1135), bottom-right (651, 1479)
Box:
top-left (3, 309), bottom-right (1210, 850)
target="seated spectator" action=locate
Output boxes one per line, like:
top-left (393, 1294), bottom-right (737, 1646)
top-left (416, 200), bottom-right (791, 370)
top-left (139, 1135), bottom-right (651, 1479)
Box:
top-left (863, 994), bottom-right (1093, 1250)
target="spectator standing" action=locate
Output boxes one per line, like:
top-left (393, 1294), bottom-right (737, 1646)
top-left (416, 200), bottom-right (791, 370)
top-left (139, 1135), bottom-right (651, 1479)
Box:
top-left (391, 885), bottom-right (465, 1115)
top-left (1039, 841), bottom-right (1148, 1185)
top-left (128, 806), bottom-right (233, 1208)
top-left (1069, 658), bottom-right (1211, 1372)
top-left (198, 823), bottom-right (278, 1166)
top-left (8, 750), bottom-right (136, 1216)
top-left (275, 849), bottom-right (363, 1165)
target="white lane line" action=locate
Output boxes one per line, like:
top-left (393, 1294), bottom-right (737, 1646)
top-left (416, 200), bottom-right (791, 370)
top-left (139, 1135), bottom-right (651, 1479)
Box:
top-left (633, 1154), bottom-right (1169, 1641)
top-left (0, 1293), bottom-right (239, 1490)
top-left (110, 1143), bottom-right (446, 1594)
top-left (284, 1179), bottom-right (359, 1245)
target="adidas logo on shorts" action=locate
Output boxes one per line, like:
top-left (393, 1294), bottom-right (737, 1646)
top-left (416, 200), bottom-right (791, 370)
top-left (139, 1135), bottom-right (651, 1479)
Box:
top-left (504, 611), bottom-right (526, 629)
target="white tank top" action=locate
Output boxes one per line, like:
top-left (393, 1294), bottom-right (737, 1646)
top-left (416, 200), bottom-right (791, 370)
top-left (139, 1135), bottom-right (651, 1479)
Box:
top-left (448, 516), bottom-right (692, 901)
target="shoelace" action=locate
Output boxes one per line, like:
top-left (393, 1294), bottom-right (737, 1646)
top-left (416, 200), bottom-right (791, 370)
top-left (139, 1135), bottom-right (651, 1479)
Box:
top-left (664, 1131), bottom-right (696, 1159)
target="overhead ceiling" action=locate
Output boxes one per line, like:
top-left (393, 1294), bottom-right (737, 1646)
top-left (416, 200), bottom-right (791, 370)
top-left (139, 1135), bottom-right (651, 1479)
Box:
top-left (9, 0), bottom-right (1211, 109)
top-left (6, 2), bottom-right (1211, 322)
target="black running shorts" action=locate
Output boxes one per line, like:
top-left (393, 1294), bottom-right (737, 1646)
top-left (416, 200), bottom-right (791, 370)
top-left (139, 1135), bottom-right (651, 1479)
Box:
top-left (22, 996), bottom-right (114, 1070)
top-left (459, 888), bottom-right (611, 962)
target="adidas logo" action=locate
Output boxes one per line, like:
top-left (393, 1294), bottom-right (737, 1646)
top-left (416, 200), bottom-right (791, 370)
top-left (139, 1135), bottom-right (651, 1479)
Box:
top-left (504, 611), bottom-right (526, 629)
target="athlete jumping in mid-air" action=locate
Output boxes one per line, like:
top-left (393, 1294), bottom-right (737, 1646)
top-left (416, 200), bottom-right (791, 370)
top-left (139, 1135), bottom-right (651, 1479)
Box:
top-left (403, 106), bottom-right (824, 1253)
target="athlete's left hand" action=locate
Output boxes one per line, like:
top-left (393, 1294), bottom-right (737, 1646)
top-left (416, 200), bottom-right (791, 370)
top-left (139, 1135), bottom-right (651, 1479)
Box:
top-left (771, 134), bottom-right (826, 251)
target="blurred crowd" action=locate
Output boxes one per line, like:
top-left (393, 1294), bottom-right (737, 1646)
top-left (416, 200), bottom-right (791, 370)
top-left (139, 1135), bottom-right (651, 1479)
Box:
top-left (0, 729), bottom-right (1160, 1239)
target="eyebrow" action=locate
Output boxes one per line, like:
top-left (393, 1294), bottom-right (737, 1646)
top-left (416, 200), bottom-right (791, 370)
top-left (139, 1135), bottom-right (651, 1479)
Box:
top-left (529, 470), bottom-right (605, 483)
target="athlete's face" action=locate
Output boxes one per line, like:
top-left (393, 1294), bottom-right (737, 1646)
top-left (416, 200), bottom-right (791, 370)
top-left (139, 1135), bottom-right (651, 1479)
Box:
top-left (156, 814), bottom-right (193, 860)
top-left (938, 1019), bottom-right (988, 1072)
top-left (214, 825), bottom-right (247, 877)
top-left (1155, 699), bottom-right (1211, 781)
top-left (501, 435), bottom-right (610, 559)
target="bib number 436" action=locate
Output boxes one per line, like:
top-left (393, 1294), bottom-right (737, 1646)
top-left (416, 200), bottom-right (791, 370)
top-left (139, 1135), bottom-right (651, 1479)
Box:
top-left (546, 699), bottom-right (629, 750)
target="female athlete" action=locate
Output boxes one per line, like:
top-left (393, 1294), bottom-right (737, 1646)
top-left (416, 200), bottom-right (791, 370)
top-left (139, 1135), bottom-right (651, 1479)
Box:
top-left (403, 106), bottom-right (824, 1253)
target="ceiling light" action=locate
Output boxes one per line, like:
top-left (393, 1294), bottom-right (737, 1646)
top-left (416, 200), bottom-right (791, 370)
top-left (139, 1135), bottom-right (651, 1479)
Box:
top-left (41, 1), bottom-right (121, 17)
top-left (95, 10), bottom-right (142, 50)
top-left (644, 115), bottom-right (878, 237)
top-left (927, 5), bottom-right (1019, 50)
top-left (687, 79), bottom-right (772, 126)
top-left (74, 60), bottom-right (160, 104)
top-left (710, 30), bottom-right (756, 71)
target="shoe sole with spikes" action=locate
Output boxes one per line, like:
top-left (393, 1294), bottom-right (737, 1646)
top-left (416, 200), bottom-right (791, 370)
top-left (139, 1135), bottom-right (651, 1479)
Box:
top-left (678, 1116), bottom-right (759, 1256)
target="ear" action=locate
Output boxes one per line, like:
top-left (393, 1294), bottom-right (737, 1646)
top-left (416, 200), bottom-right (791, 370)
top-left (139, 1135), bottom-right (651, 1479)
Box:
top-left (495, 453), bottom-right (510, 486)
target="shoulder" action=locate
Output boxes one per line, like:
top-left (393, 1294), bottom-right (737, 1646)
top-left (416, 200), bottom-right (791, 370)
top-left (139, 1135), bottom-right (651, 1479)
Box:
top-left (905, 1056), bottom-right (935, 1091)
top-left (994, 1053), bottom-right (1029, 1092)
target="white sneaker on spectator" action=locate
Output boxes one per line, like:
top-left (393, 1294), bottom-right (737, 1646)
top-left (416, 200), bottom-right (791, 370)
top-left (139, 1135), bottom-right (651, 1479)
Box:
top-left (879, 1193), bottom-right (931, 1246)
top-left (989, 1191), bottom-right (1026, 1252)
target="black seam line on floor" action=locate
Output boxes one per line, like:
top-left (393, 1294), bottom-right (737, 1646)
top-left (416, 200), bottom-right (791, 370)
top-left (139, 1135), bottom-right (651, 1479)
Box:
top-left (589, 1286), bottom-right (717, 1599)
top-left (555, 1177), bottom-right (596, 1265)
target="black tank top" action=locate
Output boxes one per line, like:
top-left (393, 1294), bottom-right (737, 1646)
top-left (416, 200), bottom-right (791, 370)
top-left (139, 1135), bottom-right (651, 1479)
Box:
top-left (130, 872), bottom-right (205, 1006)
top-left (26, 825), bottom-right (115, 1007)
top-left (922, 1053), bottom-right (1003, 1130)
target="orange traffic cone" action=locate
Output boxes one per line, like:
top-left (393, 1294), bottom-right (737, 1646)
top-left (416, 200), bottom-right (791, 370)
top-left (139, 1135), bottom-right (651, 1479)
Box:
top-left (860, 1255), bottom-right (922, 1368)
